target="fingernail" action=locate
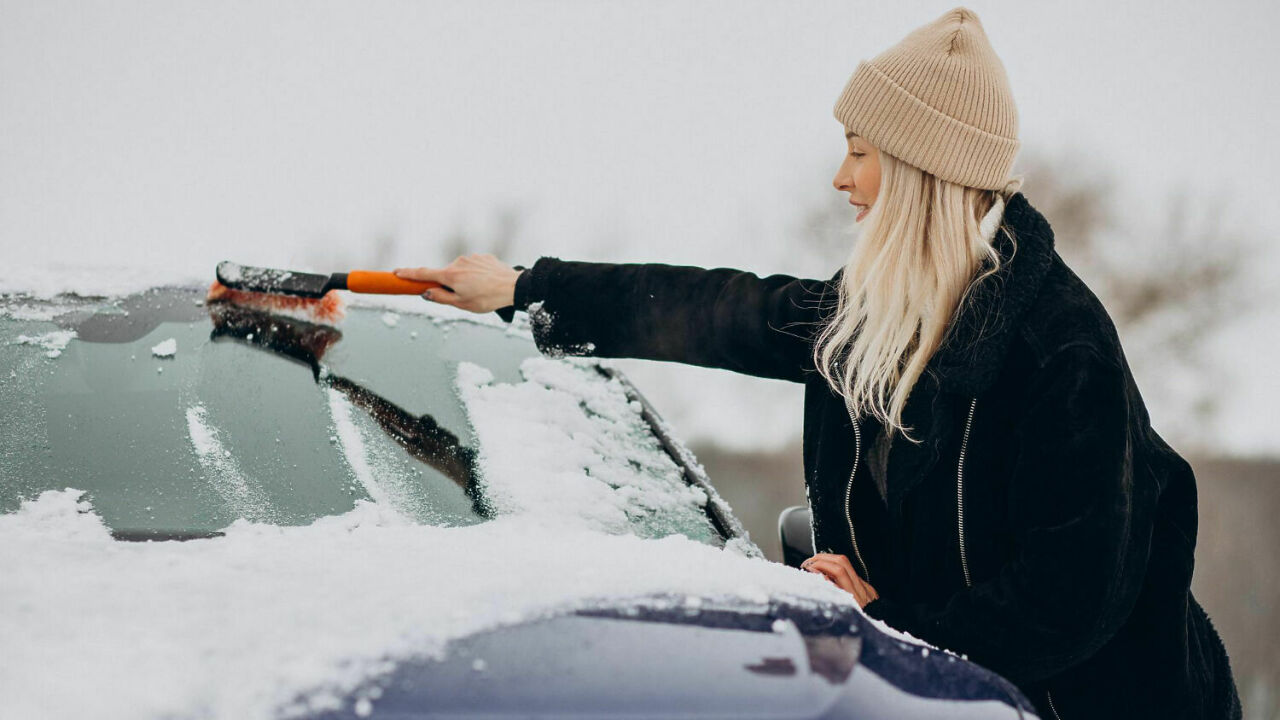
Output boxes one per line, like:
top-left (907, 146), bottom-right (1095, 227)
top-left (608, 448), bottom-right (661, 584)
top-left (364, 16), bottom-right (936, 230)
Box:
top-left (423, 290), bottom-right (433, 300)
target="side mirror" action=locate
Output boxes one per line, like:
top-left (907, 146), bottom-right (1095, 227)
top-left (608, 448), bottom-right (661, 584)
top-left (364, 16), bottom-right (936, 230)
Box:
top-left (778, 505), bottom-right (814, 569)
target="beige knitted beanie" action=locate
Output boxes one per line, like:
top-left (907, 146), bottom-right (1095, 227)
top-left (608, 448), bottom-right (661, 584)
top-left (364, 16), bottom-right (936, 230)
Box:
top-left (833, 6), bottom-right (1019, 191)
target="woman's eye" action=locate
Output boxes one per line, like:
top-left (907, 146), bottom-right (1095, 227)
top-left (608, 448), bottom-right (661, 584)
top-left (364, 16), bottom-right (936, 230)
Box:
top-left (849, 152), bottom-right (863, 158)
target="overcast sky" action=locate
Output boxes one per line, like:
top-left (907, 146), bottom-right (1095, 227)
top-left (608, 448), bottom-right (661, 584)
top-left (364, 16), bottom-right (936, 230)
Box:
top-left (2, 0), bottom-right (1276, 453)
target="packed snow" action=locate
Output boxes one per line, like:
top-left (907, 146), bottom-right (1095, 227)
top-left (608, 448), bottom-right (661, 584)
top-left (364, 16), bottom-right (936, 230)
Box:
top-left (456, 356), bottom-right (717, 540)
top-left (12, 329), bottom-right (76, 358)
top-left (0, 488), bottom-right (867, 720)
top-left (150, 337), bottom-right (177, 358)
top-left (0, 264), bottom-right (207, 300)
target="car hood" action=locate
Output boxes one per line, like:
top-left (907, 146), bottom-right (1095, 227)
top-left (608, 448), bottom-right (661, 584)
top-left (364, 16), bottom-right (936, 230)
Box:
top-left (312, 600), bottom-right (1036, 720)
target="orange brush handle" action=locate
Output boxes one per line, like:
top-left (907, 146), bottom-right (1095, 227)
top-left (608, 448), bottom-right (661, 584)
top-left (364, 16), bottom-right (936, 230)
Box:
top-left (346, 271), bottom-right (444, 295)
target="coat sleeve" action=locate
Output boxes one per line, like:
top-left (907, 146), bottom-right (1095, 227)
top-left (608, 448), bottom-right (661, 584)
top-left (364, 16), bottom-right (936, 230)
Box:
top-left (861, 343), bottom-right (1155, 685)
top-left (502, 256), bottom-right (841, 383)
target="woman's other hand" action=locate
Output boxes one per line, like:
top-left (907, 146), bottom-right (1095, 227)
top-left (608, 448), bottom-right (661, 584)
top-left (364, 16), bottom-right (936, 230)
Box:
top-left (801, 553), bottom-right (880, 608)
top-left (393, 254), bottom-right (522, 313)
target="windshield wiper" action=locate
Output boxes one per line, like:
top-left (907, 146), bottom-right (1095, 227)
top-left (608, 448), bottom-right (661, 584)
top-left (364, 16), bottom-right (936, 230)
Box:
top-left (207, 301), bottom-right (492, 519)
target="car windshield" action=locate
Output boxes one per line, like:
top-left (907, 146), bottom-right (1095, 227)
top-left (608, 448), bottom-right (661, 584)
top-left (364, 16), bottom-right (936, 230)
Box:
top-left (0, 287), bottom-right (722, 545)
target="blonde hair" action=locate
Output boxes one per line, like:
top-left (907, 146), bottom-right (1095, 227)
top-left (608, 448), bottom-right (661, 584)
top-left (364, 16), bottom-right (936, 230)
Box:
top-left (813, 150), bottom-right (1013, 444)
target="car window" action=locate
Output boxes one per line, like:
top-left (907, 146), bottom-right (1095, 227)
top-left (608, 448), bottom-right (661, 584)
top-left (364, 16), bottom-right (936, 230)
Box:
top-left (0, 288), bottom-right (722, 546)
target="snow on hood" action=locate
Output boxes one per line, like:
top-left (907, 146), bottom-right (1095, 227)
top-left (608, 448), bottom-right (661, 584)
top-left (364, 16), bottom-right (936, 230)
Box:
top-left (0, 489), bottom-right (861, 720)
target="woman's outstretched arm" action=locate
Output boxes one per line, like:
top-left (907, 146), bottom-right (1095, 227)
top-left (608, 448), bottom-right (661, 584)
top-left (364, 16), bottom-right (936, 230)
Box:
top-left (395, 253), bottom-right (841, 383)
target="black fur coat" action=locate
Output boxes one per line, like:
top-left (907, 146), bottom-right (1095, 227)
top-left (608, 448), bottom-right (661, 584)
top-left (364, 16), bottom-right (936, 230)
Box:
top-left (500, 191), bottom-right (1241, 720)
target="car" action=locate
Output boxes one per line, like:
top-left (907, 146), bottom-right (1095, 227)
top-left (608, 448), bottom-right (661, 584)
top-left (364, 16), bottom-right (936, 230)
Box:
top-left (0, 284), bottom-right (1039, 719)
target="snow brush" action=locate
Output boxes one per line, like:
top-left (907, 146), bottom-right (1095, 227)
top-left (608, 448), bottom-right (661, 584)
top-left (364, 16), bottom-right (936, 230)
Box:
top-left (207, 261), bottom-right (445, 325)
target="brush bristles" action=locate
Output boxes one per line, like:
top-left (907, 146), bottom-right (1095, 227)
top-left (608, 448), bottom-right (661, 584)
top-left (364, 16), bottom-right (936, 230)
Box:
top-left (205, 281), bottom-right (346, 325)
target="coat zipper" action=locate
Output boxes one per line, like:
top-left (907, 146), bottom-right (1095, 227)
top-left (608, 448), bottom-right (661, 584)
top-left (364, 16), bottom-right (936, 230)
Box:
top-left (843, 406), bottom-right (870, 583)
top-left (956, 397), bottom-right (978, 589)
top-left (955, 398), bottom-right (1063, 719)
top-left (1045, 689), bottom-right (1063, 719)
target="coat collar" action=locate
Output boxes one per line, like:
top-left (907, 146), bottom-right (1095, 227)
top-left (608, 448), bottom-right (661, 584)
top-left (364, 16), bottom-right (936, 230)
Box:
top-left (926, 190), bottom-right (1057, 397)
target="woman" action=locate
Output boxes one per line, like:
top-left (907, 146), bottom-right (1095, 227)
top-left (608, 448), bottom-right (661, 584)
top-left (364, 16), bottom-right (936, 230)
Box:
top-left (394, 7), bottom-right (1240, 719)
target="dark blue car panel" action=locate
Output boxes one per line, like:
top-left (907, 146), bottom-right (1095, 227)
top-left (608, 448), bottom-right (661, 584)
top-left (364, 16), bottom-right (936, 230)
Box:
top-left (308, 598), bottom-right (1037, 719)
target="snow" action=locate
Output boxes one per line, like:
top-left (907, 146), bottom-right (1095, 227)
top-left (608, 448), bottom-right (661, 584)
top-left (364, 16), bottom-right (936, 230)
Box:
top-left (455, 361), bottom-right (494, 388)
top-left (456, 356), bottom-right (713, 538)
top-left (343, 292), bottom-right (536, 338)
top-left (185, 404), bottom-right (277, 523)
top-left (0, 263), bottom-right (207, 300)
top-left (0, 300), bottom-right (84, 322)
top-left (325, 388), bottom-right (432, 521)
top-left (524, 300), bottom-right (596, 357)
top-left (326, 388), bottom-right (396, 508)
top-left (12, 329), bottom-right (76, 358)
top-left (150, 337), bottom-right (177, 358)
top-left (0, 488), bottom-right (864, 720)
top-left (220, 261), bottom-right (245, 283)
top-left (380, 311), bottom-right (399, 327)
top-left (220, 262), bottom-right (294, 288)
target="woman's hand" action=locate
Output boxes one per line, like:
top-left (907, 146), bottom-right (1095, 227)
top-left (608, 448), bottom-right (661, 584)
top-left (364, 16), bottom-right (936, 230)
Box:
top-left (801, 553), bottom-right (879, 608)
top-left (393, 254), bottom-right (522, 313)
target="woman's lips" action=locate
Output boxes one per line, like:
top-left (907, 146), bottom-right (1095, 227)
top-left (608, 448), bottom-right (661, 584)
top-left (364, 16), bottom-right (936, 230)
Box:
top-left (849, 198), bottom-right (870, 221)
